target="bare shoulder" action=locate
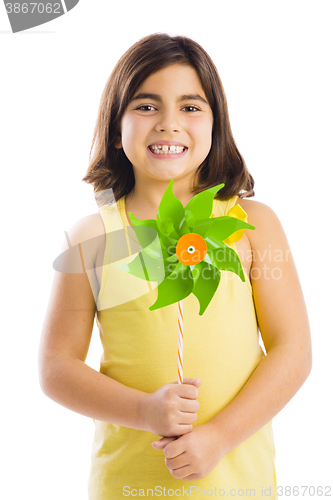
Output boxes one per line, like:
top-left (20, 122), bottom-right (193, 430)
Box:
top-left (64, 212), bottom-right (105, 246)
top-left (236, 198), bottom-right (311, 367)
top-left (40, 212), bottom-right (106, 373)
top-left (54, 211), bottom-right (106, 278)
top-left (58, 211), bottom-right (105, 255)
top-left (236, 198), bottom-right (288, 250)
top-left (236, 198), bottom-right (280, 224)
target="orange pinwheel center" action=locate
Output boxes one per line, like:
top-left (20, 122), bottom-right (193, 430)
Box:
top-left (176, 233), bottom-right (207, 266)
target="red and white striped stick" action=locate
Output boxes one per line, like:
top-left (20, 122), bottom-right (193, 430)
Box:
top-left (177, 300), bottom-right (184, 384)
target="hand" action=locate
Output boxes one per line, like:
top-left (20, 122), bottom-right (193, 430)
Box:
top-left (151, 422), bottom-right (225, 480)
top-left (138, 378), bottom-right (201, 437)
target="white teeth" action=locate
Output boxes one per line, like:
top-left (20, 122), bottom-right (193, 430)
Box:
top-left (149, 144), bottom-right (186, 154)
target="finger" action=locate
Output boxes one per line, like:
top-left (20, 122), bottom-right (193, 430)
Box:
top-left (170, 378), bottom-right (201, 386)
top-left (175, 424), bottom-right (193, 435)
top-left (165, 453), bottom-right (189, 470)
top-left (183, 378), bottom-right (202, 388)
top-left (177, 385), bottom-right (200, 400)
top-left (181, 472), bottom-right (201, 481)
top-left (177, 411), bottom-right (198, 425)
top-left (170, 465), bottom-right (195, 480)
top-left (164, 436), bottom-right (186, 459)
top-left (151, 437), bottom-right (177, 449)
top-left (179, 399), bottom-right (200, 413)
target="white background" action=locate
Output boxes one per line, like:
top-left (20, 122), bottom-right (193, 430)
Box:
top-left (1, 1), bottom-right (332, 499)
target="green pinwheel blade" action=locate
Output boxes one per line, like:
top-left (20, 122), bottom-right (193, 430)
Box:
top-left (129, 212), bottom-right (158, 230)
top-left (163, 220), bottom-right (181, 241)
top-left (158, 232), bottom-right (178, 252)
top-left (128, 214), bottom-right (159, 248)
top-left (184, 183), bottom-right (225, 227)
top-left (191, 261), bottom-right (221, 315)
top-left (206, 244), bottom-right (245, 282)
top-left (116, 235), bottom-right (165, 283)
top-left (141, 233), bottom-right (164, 260)
top-left (156, 180), bottom-right (185, 238)
top-left (205, 233), bottom-right (225, 250)
top-left (189, 218), bottom-right (215, 238)
top-left (116, 179), bottom-right (255, 316)
top-left (204, 216), bottom-right (255, 240)
top-left (176, 215), bottom-right (190, 237)
top-left (163, 252), bottom-right (179, 278)
top-left (129, 207), bottom-right (178, 249)
top-left (149, 261), bottom-right (193, 311)
top-left (165, 252), bottom-right (178, 263)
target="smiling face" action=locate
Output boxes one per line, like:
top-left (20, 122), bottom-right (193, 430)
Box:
top-left (115, 63), bottom-right (214, 189)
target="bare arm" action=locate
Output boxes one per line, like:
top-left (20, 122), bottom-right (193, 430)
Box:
top-left (38, 214), bottom-right (200, 436)
top-left (208, 199), bottom-right (312, 452)
top-left (38, 213), bottom-right (147, 428)
top-left (155, 200), bottom-right (312, 480)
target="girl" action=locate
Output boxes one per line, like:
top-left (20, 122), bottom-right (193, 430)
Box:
top-left (38, 33), bottom-right (312, 499)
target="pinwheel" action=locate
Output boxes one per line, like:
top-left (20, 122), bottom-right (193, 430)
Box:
top-left (117, 180), bottom-right (255, 383)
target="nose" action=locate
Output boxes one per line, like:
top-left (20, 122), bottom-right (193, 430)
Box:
top-left (155, 108), bottom-right (180, 133)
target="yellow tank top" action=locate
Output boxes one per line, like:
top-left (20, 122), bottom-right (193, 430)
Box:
top-left (88, 196), bottom-right (277, 499)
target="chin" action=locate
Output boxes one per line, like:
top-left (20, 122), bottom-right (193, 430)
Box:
top-left (156, 167), bottom-right (192, 180)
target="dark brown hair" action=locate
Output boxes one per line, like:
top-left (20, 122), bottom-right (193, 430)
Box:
top-left (82, 32), bottom-right (254, 201)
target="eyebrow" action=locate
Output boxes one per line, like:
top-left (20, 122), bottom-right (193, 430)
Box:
top-left (129, 92), bottom-right (208, 105)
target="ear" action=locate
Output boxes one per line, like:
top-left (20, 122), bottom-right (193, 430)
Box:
top-left (114, 134), bottom-right (122, 149)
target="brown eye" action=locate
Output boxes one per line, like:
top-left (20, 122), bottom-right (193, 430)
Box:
top-left (182, 106), bottom-right (200, 112)
top-left (136, 105), bottom-right (157, 111)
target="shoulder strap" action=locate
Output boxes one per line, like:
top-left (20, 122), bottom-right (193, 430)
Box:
top-left (224, 195), bottom-right (239, 215)
top-left (212, 195), bottom-right (238, 217)
top-left (225, 198), bottom-right (249, 245)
